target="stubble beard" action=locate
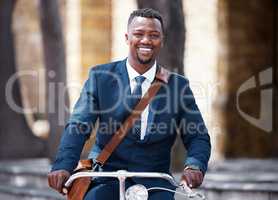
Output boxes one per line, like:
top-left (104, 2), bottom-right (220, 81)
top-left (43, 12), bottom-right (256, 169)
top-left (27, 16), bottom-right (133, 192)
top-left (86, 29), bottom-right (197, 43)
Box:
top-left (136, 53), bottom-right (153, 65)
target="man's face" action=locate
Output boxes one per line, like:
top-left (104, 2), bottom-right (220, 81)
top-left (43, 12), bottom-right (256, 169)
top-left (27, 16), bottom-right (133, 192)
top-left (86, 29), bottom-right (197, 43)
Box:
top-left (125, 16), bottom-right (163, 66)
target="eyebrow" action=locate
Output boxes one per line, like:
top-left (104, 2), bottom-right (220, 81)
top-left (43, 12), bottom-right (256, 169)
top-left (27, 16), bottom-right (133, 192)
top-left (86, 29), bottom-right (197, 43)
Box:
top-left (133, 28), bottom-right (161, 33)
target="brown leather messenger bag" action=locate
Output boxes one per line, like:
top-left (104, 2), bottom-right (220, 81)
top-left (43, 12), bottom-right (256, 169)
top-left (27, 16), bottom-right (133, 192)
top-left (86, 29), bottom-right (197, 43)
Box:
top-left (64, 67), bottom-right (170, 200)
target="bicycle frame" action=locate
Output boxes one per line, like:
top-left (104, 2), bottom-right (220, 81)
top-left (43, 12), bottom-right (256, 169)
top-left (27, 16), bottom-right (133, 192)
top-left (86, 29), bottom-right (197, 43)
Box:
top-left (63, 170), bottom-right (204, 200)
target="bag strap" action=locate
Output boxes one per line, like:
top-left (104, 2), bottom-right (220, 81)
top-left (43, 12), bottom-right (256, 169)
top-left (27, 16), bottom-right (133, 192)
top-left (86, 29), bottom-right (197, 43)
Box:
top-left (95, 66), bottom-right (170, 166)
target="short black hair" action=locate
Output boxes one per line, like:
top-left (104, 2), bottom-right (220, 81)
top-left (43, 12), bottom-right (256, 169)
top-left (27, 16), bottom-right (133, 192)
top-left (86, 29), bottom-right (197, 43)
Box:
top-left (128, 8), bottom-right (164, 32)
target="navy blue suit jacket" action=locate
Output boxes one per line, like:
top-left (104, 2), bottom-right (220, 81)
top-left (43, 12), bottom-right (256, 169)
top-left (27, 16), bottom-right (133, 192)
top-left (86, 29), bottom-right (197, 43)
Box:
top-left (51, 59), bottom-right (211, 188)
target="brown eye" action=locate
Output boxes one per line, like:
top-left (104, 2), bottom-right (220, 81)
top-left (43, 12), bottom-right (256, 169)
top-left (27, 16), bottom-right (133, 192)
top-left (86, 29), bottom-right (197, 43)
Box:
top-left (133, 33), bottom-right (143, 38)
top-left (149, 34), bottom-right (160, 39)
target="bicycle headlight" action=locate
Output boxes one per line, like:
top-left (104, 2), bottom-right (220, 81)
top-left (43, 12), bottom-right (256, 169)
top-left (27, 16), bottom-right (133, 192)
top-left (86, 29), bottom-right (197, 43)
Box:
top-left (125, 184), bottom-right (148, 200)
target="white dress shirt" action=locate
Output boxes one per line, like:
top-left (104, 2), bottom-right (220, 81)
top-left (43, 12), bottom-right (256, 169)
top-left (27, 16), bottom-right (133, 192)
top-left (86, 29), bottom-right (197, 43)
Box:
top-left (126, 60), bottom-right (157, 140)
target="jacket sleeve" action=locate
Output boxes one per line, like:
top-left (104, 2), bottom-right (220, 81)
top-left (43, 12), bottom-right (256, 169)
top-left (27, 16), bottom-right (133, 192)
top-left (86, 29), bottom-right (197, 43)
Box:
top-left (51, 68), bottom-right (99, 173)
top-left (178, 79), bottom-right (211, 174)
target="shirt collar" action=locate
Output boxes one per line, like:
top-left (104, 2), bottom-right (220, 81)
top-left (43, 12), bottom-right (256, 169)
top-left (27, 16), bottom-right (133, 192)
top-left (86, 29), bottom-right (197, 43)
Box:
top-left (126, 59), bottom-right (157, 83)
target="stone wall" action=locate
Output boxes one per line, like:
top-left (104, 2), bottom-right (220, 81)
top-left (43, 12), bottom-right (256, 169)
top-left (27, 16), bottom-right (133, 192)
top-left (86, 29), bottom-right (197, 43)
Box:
top-left (183, 0), bottom-right (222, 162)
top-left (13, 0), bottom-right (67, 117)
top-left (111, 0), bottom-right (137, 60)
top-left (81, 0), bottom-right (112, 80)
top-left (13, 0), bottom-right (112, 112)
top-left (13, 0), bottom-right (45, 115)
top-left (218, 0), bottom-right (278, 157)
top-left (11, 0), bottom-right (278, 159)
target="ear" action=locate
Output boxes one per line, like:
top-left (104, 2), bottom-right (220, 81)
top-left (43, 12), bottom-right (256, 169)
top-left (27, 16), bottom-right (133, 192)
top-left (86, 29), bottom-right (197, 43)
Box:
top-left (125, 33), bottom-right (129, 44)
top-left (161, 35), bottom-right (164, 47)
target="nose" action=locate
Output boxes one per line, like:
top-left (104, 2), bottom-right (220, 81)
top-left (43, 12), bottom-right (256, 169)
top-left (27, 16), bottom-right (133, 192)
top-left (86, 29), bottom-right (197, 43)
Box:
top-left (140, 35), bottom-right (152, 44)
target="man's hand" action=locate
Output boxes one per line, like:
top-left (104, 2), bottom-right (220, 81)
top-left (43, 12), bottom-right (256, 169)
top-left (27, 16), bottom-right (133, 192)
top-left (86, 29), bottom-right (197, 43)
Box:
top-left (48, 170), bottom-right (70, 194)
top-left (180, 168), bottom-right (203, 189)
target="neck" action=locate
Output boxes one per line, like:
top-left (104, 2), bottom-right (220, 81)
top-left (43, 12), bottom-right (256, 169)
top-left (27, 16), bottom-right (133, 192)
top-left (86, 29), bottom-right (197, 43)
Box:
top-left (127, 57), bottom-right (155, 75)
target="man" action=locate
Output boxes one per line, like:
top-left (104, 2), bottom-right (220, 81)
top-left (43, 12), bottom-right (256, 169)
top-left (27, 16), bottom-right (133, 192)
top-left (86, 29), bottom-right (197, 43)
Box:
top-left (48, 8), bottom-right (211, 200)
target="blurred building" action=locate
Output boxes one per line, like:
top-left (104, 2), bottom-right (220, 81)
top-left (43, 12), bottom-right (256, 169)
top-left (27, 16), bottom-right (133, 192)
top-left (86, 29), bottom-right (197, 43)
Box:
top-left (13, 0), bottom-right (277, 161)
top-left (1, 0), bottom-right (277, 199)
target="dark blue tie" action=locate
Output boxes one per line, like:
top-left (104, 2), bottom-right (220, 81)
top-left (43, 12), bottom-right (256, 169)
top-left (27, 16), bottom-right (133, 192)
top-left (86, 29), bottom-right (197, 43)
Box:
top-left (132, 76), bottom-right (146, 139)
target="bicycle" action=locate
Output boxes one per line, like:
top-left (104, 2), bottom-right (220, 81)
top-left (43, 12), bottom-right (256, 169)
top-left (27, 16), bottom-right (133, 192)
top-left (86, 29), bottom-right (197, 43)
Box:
top-left (63, 170), bottom-right (205, 200)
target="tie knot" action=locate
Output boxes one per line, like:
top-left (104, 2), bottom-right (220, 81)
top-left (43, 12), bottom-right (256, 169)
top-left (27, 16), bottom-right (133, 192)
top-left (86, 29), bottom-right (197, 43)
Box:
top-left (135, 76), bottom-right (146, 85)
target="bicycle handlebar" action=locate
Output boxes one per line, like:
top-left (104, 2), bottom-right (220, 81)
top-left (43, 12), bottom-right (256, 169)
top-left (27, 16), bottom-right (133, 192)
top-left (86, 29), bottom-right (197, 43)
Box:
top-left (63, 170), bottom-right (205, 200)
top-left (64, 170), bottom-right (179, 188)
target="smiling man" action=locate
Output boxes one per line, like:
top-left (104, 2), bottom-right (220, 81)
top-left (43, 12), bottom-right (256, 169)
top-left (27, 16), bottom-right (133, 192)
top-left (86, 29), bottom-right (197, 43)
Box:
top-left (48, 8), bottom-right (211, 200)
top-left (126, 13), bottom-right (163, 73)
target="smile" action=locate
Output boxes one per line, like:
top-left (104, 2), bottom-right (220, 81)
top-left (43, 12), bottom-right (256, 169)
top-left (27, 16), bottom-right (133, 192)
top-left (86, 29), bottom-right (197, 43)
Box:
top-left (138, 47), bottom-right (153, 54)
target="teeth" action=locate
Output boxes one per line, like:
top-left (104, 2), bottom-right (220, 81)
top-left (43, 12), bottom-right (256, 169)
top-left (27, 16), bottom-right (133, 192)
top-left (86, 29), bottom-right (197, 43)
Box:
top-left (139, 47), bottom-right (152, 52)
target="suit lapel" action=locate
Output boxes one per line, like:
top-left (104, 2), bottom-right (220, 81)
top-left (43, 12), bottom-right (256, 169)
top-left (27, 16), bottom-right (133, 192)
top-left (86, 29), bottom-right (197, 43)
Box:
top-left (117, 58), bottom-right (130, 93)
top-left (146, 64), bottom-right (168, 131)
top-left (117, 60), bottom-right (142, 140)
top-left (110, 59), bottom-right (135, 127)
